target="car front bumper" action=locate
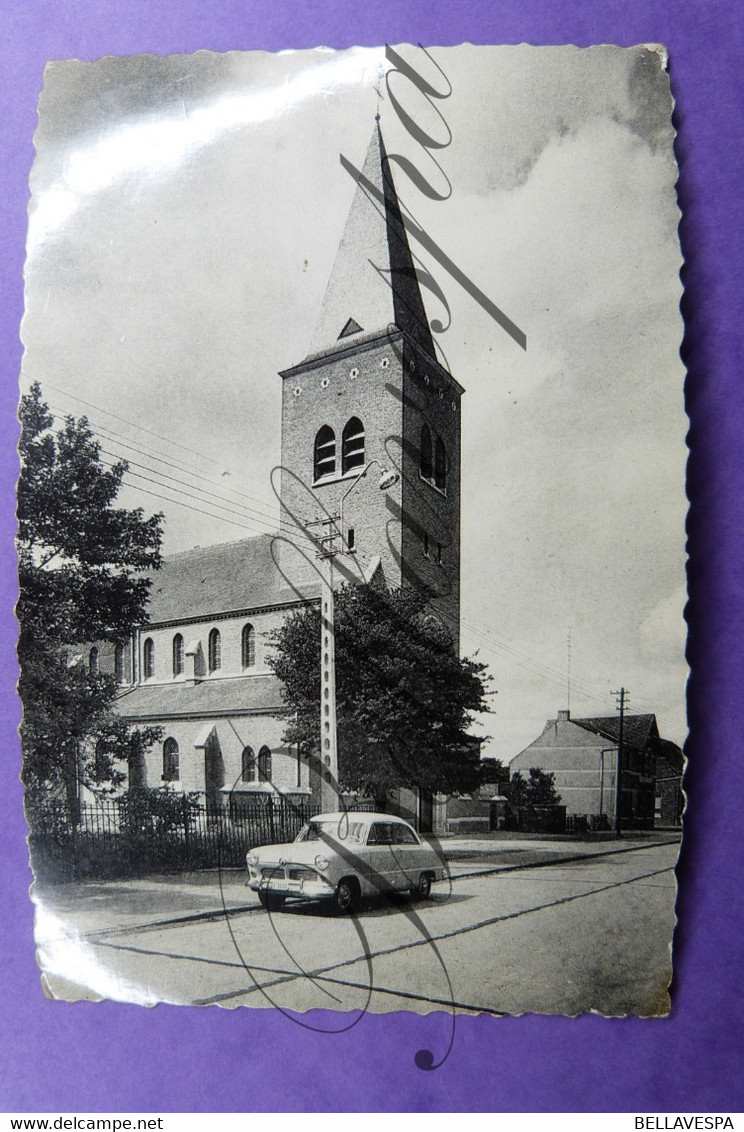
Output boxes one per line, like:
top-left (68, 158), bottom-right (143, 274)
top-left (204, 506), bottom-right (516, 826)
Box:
top-left (247, 866), bottom-right (336, 902)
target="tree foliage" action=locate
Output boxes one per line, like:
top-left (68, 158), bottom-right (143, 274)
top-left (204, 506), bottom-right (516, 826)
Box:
top-left (18, 383), bottom-right (164, 815)
top-left (509, 767), bottom-right (562, 808)
top-left (269, 582), bottom-right (492, 797)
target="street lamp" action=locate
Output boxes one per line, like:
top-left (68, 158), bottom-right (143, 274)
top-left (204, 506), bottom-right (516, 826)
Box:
top-left (318, 459), bottom-right (400, 811)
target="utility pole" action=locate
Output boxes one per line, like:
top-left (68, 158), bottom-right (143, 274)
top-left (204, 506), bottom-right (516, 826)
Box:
top-left (307, 462), bottom-right (400, 814)
top-left (309, 513), bottom-right (342, 813)
top-left (610, 687), bottom-right (628, 838)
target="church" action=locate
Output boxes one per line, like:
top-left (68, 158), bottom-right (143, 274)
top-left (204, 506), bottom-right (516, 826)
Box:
top-left (90, 122), bottom-right (465, 823)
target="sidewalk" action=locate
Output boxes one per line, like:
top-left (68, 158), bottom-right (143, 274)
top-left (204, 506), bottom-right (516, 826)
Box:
top-left (439, 830), bottom-right (681, 875)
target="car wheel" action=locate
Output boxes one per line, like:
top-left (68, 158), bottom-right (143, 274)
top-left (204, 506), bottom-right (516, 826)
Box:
top-left (414, 872), bottom-right (432, 900)
top-left (334, 877), bottom-right (360, 914)
top-left (258, 890), bottom-right (285, 911)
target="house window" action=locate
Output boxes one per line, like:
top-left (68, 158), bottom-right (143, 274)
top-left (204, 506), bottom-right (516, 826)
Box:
top-left (208, 628), bottom-right (221, 673)
top-left (420, 424), bottom-right (433, 480)
top-left (143, 637), bottom-right (154, 679)
top-left (347, 527), bottom-right (355, 551)
top-left (434, 436), bottom-right (447, 491)
top-left (242, 623), bottom-right (256, 669)
top-left (114, 642), bottom-right (125, 684)
top-left (342, 417), bottom-right (365, 474)
top-left (172, 633), bottom-right (184, 677)
top-left (88, 647), bottom-right (99, 674)
top-left (423, 531), bottom-right (430, 558)
top-left (314, 425), bottom-right (336, 481)
top-left (258, 746), bottom-right (272, 783)
top-left (436, 542), bottom-right (443, 565)
top-left (162, 737), bottom-right (179, 782)
top-left (241, 745), bottom-right (256, 783)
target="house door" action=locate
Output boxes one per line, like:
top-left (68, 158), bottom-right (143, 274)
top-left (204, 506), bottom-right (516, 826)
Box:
top-left (204, 732), bottom-right (225, 813)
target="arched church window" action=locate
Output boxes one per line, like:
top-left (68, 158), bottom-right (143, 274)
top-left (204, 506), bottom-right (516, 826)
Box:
top-left (242, 623), bottom-right (256, 669)
top-left (143, 637), bottom-right (154, 679)
top-left (242, 746), bottom-right (256, 783)
top-left (342, 417), bottom-right (365, 474)
top-left (208, 628), bottom-right (221, 673)
top-left (258, 746), bottom-right (272, 783)
top-left (89, 647), bottom-right (99, 675)
top-left (314, 426), bottom-right (336, 481)
top-left (420, 424), bottom-right (433, 480)
top-left (114, 642), bottom-right (125, 684)
top-left (434, 436), bottom-right (447, 492)
top-left (173, 633), bottom-right (184, 677)
top-left (162, 737), bottom-right (179, 782)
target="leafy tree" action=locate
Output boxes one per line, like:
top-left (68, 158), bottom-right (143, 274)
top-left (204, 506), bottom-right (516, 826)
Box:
top-left (269, 582), bottom-right (492, 798)
top-left (509, 767), bottom-right (562, 808)
top-left (18, 383), bottom-right (164, 819)
top-left (480, 757), bottom-right (509, 788)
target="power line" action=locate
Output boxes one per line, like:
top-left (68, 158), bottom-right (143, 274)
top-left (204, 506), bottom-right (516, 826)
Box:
top-left (36, 378), bottom-right (284, 516)
top-left (98, 458), bottom-right (284, 540)
top-left (46, 411), bottom-right (295, 537)
top-left (46, 397), bottom-right (282, 523)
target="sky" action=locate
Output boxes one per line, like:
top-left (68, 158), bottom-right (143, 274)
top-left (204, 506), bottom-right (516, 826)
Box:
top-left (21, 44), bottom-right (687, 758)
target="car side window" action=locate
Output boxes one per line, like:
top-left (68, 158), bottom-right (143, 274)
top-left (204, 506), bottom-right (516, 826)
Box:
top-left (368, 823), bottom-right (394, 845)
top-left (393, 823), bottom-right (419, 845)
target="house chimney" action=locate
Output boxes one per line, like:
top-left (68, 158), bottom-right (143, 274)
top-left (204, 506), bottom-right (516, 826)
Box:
top-left (557, 709), bottom-right (570, 722)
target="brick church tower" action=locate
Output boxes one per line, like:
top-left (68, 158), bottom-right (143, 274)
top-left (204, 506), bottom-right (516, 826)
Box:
top-left (278, 122), bottom-right (463, 649)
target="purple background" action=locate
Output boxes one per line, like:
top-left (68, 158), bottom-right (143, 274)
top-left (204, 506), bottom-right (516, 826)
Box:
top-left (1, 0), bottom-right (742, 1114)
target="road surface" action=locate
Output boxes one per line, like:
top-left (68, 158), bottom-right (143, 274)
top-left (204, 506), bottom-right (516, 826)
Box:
top-left (35, 838), bottom-right (678, 1018)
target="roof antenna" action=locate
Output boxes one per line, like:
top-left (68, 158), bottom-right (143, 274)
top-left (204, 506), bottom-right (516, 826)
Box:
top-left (566, 625), bottom-right (572, 714)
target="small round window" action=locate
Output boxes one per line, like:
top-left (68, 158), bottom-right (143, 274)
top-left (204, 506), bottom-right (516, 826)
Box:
top-left (350, 367), bottom-right (359, 379)
top-left (293, 386), bottom-right (302, 397)
top-left (380, 357), bottom-right (390, 369)
top-left (321, 377), bottom-right (330, 388)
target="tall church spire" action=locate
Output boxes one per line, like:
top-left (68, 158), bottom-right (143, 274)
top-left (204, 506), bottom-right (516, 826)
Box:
top-left (306, 123), bottom-right (436, 359)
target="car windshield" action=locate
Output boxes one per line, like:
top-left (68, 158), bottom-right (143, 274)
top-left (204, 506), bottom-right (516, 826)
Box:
top-left (295, 818), bottom-right (367, 845)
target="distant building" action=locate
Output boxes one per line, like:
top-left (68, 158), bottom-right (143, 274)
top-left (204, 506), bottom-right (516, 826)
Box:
top-left (509, 710), bottom-right (683, 830)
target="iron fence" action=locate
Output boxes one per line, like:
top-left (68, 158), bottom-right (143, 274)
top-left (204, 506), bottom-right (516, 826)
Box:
top-left (26, 793), bottom-right (320, 883)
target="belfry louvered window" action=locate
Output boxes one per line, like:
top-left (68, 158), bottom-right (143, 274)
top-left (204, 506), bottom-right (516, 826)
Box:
top-left (342, 417), bottom-right (365, 474)
top-left (420, 424), bottom-right (433, 480)
top-left (314, 425), bottom-right (336, 481)
top-left (114, 642), bottom-right (125, 684)
top-left (434, 436), bottom-right (447, 491)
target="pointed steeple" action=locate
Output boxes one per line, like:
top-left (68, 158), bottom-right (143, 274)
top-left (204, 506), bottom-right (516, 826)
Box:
top-left (306, 123), bottom-right (436, 358)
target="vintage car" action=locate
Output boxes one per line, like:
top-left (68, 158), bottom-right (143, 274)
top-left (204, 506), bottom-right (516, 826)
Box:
top-left (246, 811), bottom-right (447, 913)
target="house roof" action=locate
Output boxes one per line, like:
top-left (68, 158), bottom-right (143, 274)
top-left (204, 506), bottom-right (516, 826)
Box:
top-left (115, 674), bottom-right (286, 721)
top-left (572, 714), bottom-right (659, 749)
top-left (143, 534), bottom-right (319, 624)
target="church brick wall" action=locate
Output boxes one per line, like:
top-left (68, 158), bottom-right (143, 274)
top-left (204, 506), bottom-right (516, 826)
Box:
top-left (279, 334), bottom-right (406, 591)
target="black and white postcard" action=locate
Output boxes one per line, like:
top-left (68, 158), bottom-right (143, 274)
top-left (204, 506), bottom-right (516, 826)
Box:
top-left (19, 44), bottom-right (686, 1017)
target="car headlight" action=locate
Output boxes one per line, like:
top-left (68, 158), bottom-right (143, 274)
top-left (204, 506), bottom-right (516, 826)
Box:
top-left (246, 851), bottom-right (259, 867)
top-left (314, 854), bottom-right (330, 871)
